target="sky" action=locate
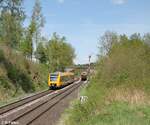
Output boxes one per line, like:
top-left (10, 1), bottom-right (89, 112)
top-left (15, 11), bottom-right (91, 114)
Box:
top-left (24, 0), bottom-right (150, 64)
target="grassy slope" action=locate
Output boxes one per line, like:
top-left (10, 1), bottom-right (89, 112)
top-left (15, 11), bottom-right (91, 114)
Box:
top-left (0, 46), bottom-right (48, 104)
top-left (59, 40), bottom-right (150, 125)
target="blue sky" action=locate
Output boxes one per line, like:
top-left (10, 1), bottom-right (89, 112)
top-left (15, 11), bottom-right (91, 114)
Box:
top-left (24, 0), bottom-right (150, 64)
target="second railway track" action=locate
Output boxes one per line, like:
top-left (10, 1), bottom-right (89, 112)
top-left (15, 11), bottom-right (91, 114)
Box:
top-left (0, 79), bottom-right (83, 125)
top-left (0, 90), bottom-right (53, 116)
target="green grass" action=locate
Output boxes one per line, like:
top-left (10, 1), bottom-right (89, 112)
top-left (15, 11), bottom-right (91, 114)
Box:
top-left (60, 80), bottom-right (150, 125)
top-left (83, 102), bottom-right (150, 125)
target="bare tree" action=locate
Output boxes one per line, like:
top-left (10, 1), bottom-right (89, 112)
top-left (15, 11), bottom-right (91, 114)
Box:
top-left (31, 0), bottom-right (45, 51)
top-left (99, 31), bottom-right (118, 55)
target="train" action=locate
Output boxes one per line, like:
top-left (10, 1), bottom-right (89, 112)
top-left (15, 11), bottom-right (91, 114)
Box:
top-left (48, 72), bottom-right (75, 89)
top-left (81, 72), bottom-right (88, 81)
top-left (48, 68), bottom-right (88, 89)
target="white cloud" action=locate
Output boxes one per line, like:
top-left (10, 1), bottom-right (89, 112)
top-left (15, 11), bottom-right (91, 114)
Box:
top-left (111, 0), bottom-right (127, 5)
top-left (57, 0), bottom-right (65, 4)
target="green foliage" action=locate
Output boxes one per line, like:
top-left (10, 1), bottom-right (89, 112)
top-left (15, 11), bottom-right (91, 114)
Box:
top-left (35, 42), bottom-right (47, 63)
top-left (0, 48), bottom-right (35, 93)
top-left (99, 34), bottom-right (150, 88)
top-left (0, 46), bottom-right (48, 101)
top-left (0, 76), bottom-right (11, 89)
top-left (0, 0), bottom-right (25, 48)
top-left (62, 32), bottom-right (150, 125)
top-left (34, 33), bottom-right (76, 72)
top-left (6, 61), bottom-right (35, 93)
top-left (81, 102), bottom-right (150, 125)
top-left (130, 33), bottom-right (141, 41)
top-left (20, 21), bottom-right (36, 58)
top-left (20, 0), bottom-right (45, 59)
top-left (46, 33), bottom-right (75, 72)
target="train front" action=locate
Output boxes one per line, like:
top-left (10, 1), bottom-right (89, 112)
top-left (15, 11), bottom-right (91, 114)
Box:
top-left (48, 72), bottom-right (60, 89)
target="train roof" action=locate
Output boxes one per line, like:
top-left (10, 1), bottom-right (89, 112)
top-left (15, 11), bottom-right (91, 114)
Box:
top-left (50, 72), bottom-right (74, 76)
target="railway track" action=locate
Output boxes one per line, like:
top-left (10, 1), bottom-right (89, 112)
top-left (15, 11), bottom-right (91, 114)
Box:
top-left (0, 90), bottom-right (53, 116)
top-left (0, 80), bottom-right (83, 125)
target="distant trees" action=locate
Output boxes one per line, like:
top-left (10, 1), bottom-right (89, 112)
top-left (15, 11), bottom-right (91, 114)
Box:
top-left (130, 33), bottom-right (141, 41)
top-left (35, 41), bottom-right (47, 63)
top-left (47, 33), bottom-right (75, 72)
top-left (0, 0), bottom-right (25, 48)
top-left (99, 31), bottom-right (118, 55)
top-left (144, 33), bottom-right (150, 45)
top-left (99, 31), bottom-right (150, 56)
top-left (119, 34), bottom-right (129, 43)
top-left (98, 32), bottom-right (150, 86)
top-left (35, 33), bottom-right (76, 72)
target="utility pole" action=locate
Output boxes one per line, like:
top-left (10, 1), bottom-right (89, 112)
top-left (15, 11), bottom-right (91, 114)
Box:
top-left (88, 55), bottom-right (91, 74)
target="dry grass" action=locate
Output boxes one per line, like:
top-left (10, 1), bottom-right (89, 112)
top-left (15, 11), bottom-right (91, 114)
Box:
top-left (0, 87), bottom-right (11, 101)
top-left (107, 87), bottom-right (150, 106)
top-left (0, 65), bottom-right (7, 76)
top-left (0, 45), bottom-right (48, 103)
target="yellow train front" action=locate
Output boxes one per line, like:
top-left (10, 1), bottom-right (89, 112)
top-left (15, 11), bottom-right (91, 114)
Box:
top-left (48, 72), bottom-right (75, 89)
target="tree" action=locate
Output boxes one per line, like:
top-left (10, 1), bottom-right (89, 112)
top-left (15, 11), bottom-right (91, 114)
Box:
top-left (46, 33), bottom-right (75, 72)
top-left (119, 34), bottom-right (129, 43)
top-left (31, 0), bottom-right (45, 51)
top-left (130, 33), bottom-right (141, 41)
top-left (0, 0), bottom-right (25, 48)
top-left (100, 31), bottom-right (118, 55)
top-left (20, 21), bottom-right (36, 59)
top-left (143, 33), bottom-right (150, 45)
top-left (20, 0), bottom-right (44, 60)
top-left (35, 41), bottom-right (47, 63)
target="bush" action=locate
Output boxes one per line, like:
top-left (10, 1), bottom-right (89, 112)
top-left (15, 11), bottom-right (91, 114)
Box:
top-left (62, 33), bottom-right (150, 125)
top-left (0, 46), bottom-right (48, 102)
top-left (0, 76), bottom-right (11, 89)
top-left (97, 40), bottom-right (150, 90)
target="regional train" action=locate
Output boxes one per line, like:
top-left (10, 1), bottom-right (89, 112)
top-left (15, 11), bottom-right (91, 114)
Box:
top-left (48, 72), bottom-right (75, 89)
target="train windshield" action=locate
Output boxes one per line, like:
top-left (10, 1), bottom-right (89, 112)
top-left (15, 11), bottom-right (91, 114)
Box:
top-left (50, 74), bottom-right (58, 81)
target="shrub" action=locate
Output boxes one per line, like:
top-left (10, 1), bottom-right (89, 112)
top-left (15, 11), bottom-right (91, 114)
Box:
top-left (62, 33), bottom-right (150, 125)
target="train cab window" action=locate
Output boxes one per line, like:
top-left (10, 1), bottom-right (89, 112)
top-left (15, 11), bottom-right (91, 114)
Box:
top-left (50, 74), bottom-right (58, 81)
